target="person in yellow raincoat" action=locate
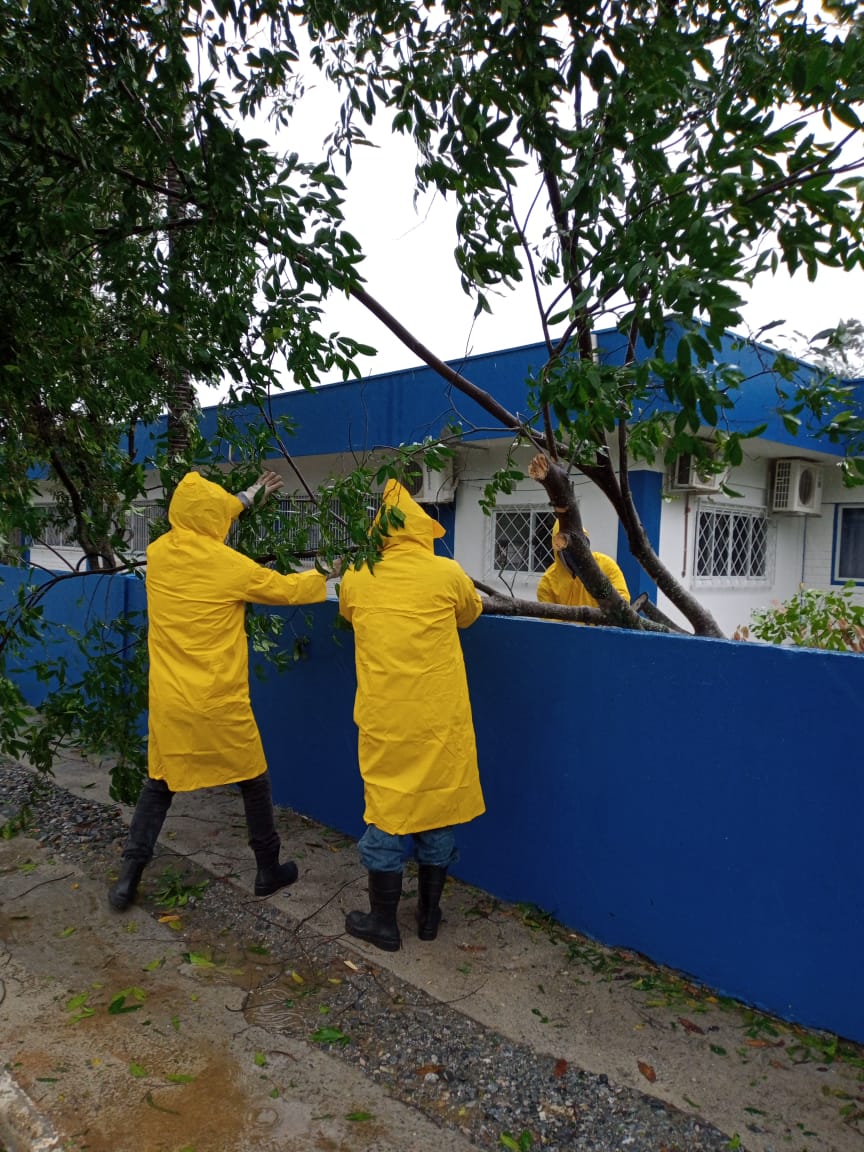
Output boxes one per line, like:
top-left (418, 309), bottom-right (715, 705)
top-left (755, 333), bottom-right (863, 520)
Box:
top-left (537, 522), bottom-right (629, 616)
top-left (338, 480), bottom-right (484, 951)
top-left (109, 470), bottom-right (339, 912)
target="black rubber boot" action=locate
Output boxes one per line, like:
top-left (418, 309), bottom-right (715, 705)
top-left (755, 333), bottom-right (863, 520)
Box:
top-left (345, 870), bottom-right (402, 952)
top-left (254, 856), bottom-right (299, 897)
top-left (108, 861), bottom-right (145, 911)
top-left (240, 773), bottom-right (297, 896)
top-left (416, 864), bottom-right (447, 941)
top-left (108, 778), bottom-right (173, 912)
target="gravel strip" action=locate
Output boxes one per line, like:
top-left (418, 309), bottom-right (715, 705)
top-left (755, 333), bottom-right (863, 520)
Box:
top-left (1, 759), bottom-right (735, 1152)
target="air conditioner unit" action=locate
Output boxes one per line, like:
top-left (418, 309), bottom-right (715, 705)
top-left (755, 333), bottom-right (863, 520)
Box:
top-left (771, 458), bottom-right (822, 515)
top-left (668, 452), bottom-right (727, 494)
top-left (405, 459), bottom-right (457, 504)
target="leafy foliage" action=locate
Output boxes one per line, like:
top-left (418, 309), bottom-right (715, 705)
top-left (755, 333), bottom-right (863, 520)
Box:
top-left (301, 0), bottom-right (864, 634)
top-left (0, 0), bottom-right (375, 567)
top-left (737, 582), bottom-right (864, 652)
top-left (5, 0), bottom-right (864, 792)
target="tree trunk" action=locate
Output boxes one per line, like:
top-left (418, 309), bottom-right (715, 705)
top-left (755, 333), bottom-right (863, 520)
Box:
top-left (165, 157), bottom-right (195, 468)
top-left (527, 453), bottom-right (647, 631)
top-left (349, 284), bottom-right (726, 637)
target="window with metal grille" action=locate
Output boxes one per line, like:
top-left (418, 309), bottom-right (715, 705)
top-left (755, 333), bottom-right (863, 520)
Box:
top-left (694, 505), bottom-right (769, 583)
top-left (29, 503), bottom-right (167, 554)
top-left (32, 520), bottom-right (77, 548)
top-left (127, 502), bottom-right (167, 553)
top-left (231, 494), bottom-right (383, 559)
top-left (492, 507), bottom-right (556, 574)
top-left (835, 506), bottom-right (864, 581)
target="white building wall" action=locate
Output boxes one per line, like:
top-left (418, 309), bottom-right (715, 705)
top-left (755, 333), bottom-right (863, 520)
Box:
top-left (29, 442), bottom-right (864, 638)
top-left (655, 454), bottom-right (816, 636)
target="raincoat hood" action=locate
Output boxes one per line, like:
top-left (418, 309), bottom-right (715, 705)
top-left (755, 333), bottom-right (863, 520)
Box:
top-left (377, 479), bottom-right (446, 550)
top-left (168, 472), bottom-right (241, 541)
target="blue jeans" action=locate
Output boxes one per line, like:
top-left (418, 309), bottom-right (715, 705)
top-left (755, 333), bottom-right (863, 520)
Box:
top-left (357, 824), bottom-right (459, 873)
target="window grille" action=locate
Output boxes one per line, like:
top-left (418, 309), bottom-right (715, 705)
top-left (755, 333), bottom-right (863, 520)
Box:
top-left (492, 507), bottom-right (556, 574)
top-left (232, 494), bottom-right (383, 559)
top-left (29, 503), bottom-right (167, 554)
top-left (127, 502), bottom-right (167, 553)
top-left (30, 495), bottom-right (385, 559)
top-left (694, 505), bottom-right (769, 583)
top-left (32, 521), bottom-right (77, 548)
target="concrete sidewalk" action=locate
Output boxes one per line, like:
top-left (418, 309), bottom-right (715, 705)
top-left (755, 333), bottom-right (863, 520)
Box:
top-left (2, 750), bottom-right (862, 1152)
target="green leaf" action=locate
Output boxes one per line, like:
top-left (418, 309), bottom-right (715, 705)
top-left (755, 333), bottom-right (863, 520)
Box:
top-left (310, 1027), bottom-right (351, 1047)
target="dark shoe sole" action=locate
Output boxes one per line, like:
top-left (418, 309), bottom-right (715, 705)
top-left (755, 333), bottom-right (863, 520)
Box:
top-left (108, 865), bottom-right (144, 912)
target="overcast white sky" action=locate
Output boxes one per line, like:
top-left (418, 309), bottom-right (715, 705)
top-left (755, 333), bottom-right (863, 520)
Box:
top-left (200, 28), bottom-right (864, 403)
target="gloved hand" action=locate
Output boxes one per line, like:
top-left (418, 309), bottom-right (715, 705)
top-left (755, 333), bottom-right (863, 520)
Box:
top-left (237, 470), bottom-right (283, 509)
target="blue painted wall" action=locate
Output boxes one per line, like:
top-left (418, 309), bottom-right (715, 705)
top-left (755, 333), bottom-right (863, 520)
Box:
top-left (1, 568), bottom-right (146, 705)
top-left (251, 599), bottom-right (864, 1045)
top-left (4, 566), bottom-right (863, 1043)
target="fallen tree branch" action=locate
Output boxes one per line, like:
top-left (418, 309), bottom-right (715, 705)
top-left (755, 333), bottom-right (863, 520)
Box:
top-left (481, 594), bottom-right (670, 632)
top-left (631, 592), bottom-right (690, 635)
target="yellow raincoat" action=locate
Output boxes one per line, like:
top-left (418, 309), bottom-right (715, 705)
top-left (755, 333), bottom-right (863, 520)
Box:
top-left (338, 481), bottom-right (485, 836)
top-left (146, 472), bottom-right (327, 791)
top-left (536, 522), bottom-right (630, 609)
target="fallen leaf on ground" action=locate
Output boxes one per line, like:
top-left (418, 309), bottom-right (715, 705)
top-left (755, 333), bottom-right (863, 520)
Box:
top-left (638, 1061), bottom-right (657, 1082)
top-left (553, 1059), bottom-right (568, 1079)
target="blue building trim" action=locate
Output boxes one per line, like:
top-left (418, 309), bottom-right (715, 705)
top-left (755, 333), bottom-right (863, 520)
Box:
top-left (126, 327), bottom-right (860, 471)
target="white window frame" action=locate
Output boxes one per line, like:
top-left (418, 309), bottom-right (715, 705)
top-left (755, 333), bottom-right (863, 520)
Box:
top-left (834, 504), bottom-right (864, 585)
top-left (692, 502), bottom-right (773, 588)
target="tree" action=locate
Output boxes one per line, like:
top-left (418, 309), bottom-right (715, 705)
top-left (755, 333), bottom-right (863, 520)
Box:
top-left (5, 0), bottom-right (864, 791)
top-left (297, 0), bottom-right (864, 635)
top-left (806, 317), bottom-right (864, 377)
top-left (0, 0), bottom-right (371, 565)
top-left (0, 0), bottom-right (378, 793)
